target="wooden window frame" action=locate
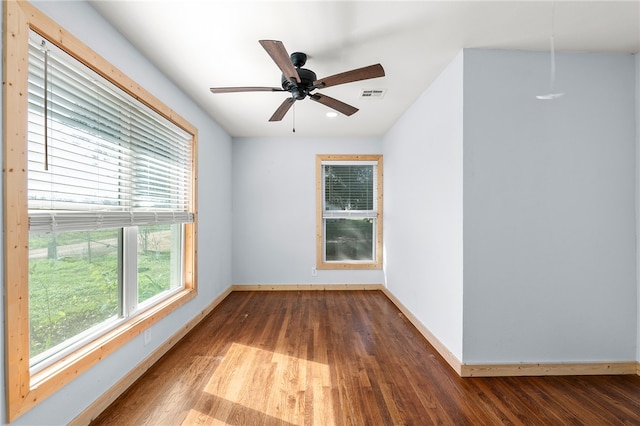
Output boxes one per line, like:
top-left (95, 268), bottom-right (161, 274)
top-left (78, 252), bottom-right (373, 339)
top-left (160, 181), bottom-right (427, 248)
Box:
top-left (316, 154), bottom-right (383, 270)
top-left (3, 1), bottom-right (198, 421)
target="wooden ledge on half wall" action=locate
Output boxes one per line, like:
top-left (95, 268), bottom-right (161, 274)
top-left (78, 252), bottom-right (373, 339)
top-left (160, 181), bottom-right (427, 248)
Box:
top-left (460, 362), bottom-right (639, 377)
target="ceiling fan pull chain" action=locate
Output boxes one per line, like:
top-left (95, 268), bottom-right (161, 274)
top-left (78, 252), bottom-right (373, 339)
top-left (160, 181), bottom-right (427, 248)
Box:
top-left (292, 101), bottom-right (296, 133)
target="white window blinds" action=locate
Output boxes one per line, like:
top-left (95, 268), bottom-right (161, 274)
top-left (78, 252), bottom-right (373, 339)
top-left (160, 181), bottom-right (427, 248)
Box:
top-left (27, 31), bottom-right (194, 233)
top-left (322, 161), bottom-right (377, 219)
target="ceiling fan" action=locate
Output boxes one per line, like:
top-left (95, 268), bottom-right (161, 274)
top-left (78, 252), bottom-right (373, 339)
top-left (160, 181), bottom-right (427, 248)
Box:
top-left (209, 40), bottom-right (385, 122)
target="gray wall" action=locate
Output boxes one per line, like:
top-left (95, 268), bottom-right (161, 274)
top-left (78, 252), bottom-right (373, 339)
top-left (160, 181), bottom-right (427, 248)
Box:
top-left (463, 49), bottom-right (637, 363)
top-left (1, 2), bottom-right (232, 424)
top-left (232, 136), bottom-right (384, 286)
top-left (382, 48), bottom-right (637, 366)
top-left (382, 52), bottom-right (464, 360)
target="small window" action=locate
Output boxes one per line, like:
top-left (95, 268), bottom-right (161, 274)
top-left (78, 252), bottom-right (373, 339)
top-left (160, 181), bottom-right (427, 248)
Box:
top-left (316, 155), bottom-right (383, 269)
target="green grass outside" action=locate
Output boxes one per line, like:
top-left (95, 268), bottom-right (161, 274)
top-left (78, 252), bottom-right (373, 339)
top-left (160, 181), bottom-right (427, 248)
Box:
top-left (29, 228), bottom-right (175, 359)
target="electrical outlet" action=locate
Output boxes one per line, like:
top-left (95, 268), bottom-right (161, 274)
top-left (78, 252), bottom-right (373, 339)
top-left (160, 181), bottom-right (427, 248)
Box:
top-left (144, 329), bottom-right (151, 346)
top-left (311, 267), bottom-right (317, 277)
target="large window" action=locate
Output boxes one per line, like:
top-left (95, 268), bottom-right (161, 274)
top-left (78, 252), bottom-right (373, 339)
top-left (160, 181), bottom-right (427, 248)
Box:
top-left (316, 155), bottom-right (383, 269)
top-left (4, 2), bottom-right (197, 421)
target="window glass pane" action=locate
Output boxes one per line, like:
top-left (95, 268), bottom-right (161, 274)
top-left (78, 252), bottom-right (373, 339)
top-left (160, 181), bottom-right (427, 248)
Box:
top-left (29, 229), bottom-right (120, 360)
top-left (325, 218), bottom-right (374, 261)
top-left (137, 224), bottom-right (182, 304)
top-left (324, 165), bottom-right (374, 211)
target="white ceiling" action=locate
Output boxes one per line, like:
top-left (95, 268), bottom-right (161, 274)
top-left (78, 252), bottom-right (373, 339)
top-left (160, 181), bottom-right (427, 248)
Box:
top-left (89, 1), bottom-right (640, 138)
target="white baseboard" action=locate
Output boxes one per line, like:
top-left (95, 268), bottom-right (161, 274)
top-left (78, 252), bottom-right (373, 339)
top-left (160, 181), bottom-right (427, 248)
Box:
top-left (69, 286), bottom-right (233, 426)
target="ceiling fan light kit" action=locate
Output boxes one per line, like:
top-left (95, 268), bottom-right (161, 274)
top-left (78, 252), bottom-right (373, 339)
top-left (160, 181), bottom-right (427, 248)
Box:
top-left (536, 92), bottom-right (564, 100)
top-left (210, 40), bottom-right (385, 122)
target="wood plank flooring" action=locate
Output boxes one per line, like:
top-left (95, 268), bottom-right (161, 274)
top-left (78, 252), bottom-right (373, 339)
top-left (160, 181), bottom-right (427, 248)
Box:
top-left (89, 291), bottom-right (640, 425)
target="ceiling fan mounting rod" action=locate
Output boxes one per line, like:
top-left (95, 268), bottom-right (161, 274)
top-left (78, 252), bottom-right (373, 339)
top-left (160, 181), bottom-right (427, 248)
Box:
top-left (290, 51), bottom-right (307, 68)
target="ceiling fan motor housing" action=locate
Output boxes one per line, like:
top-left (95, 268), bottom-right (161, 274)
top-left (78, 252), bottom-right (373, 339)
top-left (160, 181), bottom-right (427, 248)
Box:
top-left (281, 52), bottom-right (317, 100)
top-left (281, 68), bottom-right (317, 99)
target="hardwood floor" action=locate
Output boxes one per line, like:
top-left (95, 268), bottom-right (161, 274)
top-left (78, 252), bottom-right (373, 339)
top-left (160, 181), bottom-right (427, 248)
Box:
top-left (89, 291), bottom-right (640, 425)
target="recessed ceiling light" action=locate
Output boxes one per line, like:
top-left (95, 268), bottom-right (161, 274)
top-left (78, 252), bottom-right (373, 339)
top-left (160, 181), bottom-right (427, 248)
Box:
top-left (326, 112), bottom-right (338, 118)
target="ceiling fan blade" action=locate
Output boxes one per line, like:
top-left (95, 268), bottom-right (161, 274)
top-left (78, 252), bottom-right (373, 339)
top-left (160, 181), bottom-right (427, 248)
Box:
top-left (309, 93), bottom-right (358, 116)
top-left (313, 64), bottom-right (385, 89)
top-left (259, 40), bottom-right (301, 84)
top-left (269, 97), bottom-right (296, 122)
top-left (210, 87), bottom-right (285, 94)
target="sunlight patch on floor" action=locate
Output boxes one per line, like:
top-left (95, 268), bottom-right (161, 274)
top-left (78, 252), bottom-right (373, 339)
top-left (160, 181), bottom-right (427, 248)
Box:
top-left (181, 342), bottom-right (333, 425)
